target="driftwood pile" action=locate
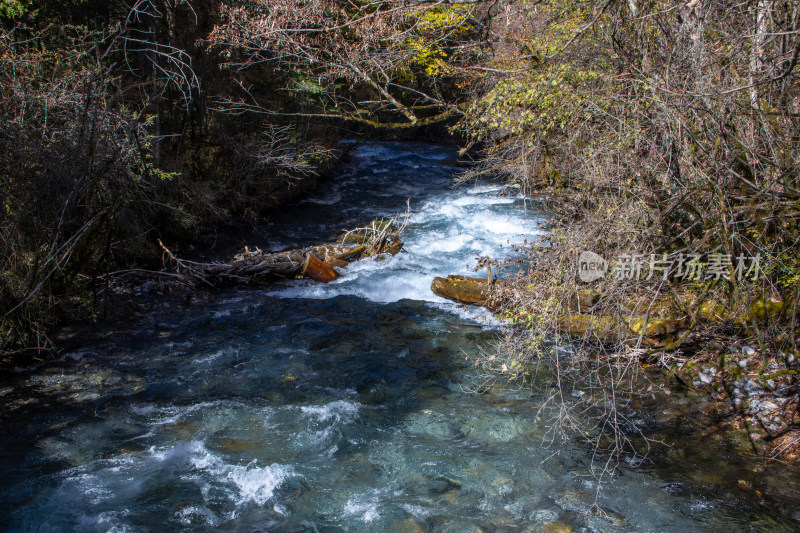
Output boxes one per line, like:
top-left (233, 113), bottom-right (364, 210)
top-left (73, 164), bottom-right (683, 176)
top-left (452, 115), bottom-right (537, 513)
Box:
top-left (158, 220), bottom-right (404, 288)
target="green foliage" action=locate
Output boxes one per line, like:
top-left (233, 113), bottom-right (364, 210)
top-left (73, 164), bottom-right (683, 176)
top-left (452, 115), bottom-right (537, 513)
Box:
top-left (405, 5), bottom-right (472, 76)
top-left (134, 157), bottom-right (181, 182)
top-left (458, 0), bottom-right (629, 161)
top-left (0, 0), bottom-right (87, 21)
top-left (0, 0), bottom-right (34, 19)
top-left (464, 64), bottom-right (617, 137)
top-left (292, 76), bottom-right (324, 94)
top-left (766, 251), bottom-right (800, 291)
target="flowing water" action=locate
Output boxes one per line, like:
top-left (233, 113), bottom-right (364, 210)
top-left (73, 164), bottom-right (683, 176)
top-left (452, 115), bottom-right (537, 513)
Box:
top-left (0, 142), bottom-right (798, 532)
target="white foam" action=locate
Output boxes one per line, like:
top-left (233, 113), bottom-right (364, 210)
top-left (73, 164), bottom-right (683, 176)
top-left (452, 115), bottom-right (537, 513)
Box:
top-left (344, 493), bottom-right (381, 524)
top-left (452, 195), bottom-right (516, 206)
top-left (468, 212), bottom-right (528, 236)
top-left (401, 503), bottom-right (431, 520)
top-left (227, 460), bottom-right (295, 506)
top-left (430, 301), bottom-right (504, 326)
top-left (175, 505), bottom-right (221, 526)
top-left (265, 181), bottom-right (543, 321)
top-left (300, 400), bottom-right (360, 423)
top-left (178, 441), bottom-right (296, 506)
top-left (417, 233), bottom-right (475, 253)
top-left (466, 184), bottom-right (509, 194)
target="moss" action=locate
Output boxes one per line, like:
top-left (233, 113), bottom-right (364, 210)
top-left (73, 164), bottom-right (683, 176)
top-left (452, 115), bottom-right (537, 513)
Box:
top-left (699, 300), bottom-right (729, 322)
top-left (727, 428), bottom-right (757, 452)
top-left (745, 297), bottom-right (784, 324)
top-left (761, 368), bottom-right (799, 380)
top-left (626, 317), bottom-right (689, 337)
top-left (556, 314), bottom-right (624, 340)
top-left (696, 296), bottom-right (785, 327)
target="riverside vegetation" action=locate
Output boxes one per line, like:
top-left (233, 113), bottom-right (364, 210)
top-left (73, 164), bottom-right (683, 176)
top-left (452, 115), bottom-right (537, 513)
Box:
top-left (1, 0), bottom-right (799, 471)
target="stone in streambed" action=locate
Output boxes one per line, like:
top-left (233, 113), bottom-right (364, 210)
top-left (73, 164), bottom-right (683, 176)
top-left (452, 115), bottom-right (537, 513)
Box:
top-left (542, 523), bottom-right (573, 533)
top-left (387, 516), bottom-right (426, 533)
top-left (697, 372), bottom-right (713, 384)
top-left (460, 414), bottom-right (528, 443)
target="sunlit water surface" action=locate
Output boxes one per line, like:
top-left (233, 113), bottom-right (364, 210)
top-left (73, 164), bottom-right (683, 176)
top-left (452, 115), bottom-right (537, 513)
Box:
top-left (0, 142), bottom-right (798, 532)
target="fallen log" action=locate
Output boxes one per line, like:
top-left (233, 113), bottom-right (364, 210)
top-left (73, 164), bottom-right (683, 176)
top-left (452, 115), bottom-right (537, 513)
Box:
top-left (337, 220), bottom-right (393, 244)
top-left (302, 253), bottom-right (340, 283)
top-left (433, 269), bottom-right (786, 349)
top-left (159, 242), bottom-right (306, 286)
top-left (155, 219), bottom-right (405, 288)
top-left (430, 275), bottom-right (506, 310)
top-left (158, 242), bottom-right (378, 287)
top-left (431, 274), bottom-right (690, 345)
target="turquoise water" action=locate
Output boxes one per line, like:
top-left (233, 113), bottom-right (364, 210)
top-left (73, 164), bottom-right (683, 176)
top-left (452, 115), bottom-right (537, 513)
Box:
top-left (0, 142), bottom-right (797, 532)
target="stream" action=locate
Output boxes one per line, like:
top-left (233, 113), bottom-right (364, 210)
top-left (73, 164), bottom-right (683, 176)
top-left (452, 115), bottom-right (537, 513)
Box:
top-left (0, 141), bottom-right (798, 532)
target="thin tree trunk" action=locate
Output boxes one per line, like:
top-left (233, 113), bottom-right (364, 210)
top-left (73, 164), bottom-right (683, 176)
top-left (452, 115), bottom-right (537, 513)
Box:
top-left (750, 0), bottom-right (770, 108)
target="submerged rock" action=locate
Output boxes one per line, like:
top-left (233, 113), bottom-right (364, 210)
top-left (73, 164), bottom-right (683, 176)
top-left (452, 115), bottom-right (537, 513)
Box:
top-left (542, 522), bottom-right (573, 533)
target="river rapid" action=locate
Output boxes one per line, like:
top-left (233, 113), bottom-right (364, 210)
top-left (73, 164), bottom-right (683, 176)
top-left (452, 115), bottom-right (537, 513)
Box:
top-left (0, 142), bottom-right (798, 532)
